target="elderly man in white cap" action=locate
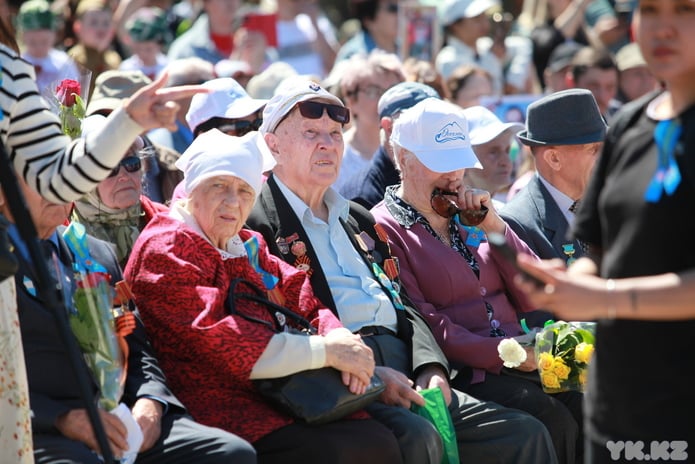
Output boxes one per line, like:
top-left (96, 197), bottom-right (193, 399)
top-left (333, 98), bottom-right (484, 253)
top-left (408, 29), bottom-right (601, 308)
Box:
top-left (246, 79), bottom-right (558, 464)
top-left (371, 97), bottom-right (581, 464)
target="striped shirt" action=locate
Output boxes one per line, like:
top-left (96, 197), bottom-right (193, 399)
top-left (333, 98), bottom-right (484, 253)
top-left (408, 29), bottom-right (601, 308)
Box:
top-left (1, 44), bottom-right (142, 204)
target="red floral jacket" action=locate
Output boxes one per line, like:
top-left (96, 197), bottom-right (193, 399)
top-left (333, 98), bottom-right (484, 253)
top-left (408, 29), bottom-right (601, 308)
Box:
top-left (124, 214), bottom-right (343, 443)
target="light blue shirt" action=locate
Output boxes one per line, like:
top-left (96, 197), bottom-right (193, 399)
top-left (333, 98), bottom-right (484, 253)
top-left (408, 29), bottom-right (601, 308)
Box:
top-left (274, 177), bottom-right (398, 333)
top-left (538, 173), bottom-right (576, 226)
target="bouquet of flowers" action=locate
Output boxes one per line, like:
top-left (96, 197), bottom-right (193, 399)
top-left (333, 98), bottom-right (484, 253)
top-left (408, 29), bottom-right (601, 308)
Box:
top-left (534, 321), bottom-right (596, 393)
top-left (62, 222), bottom-right (134, 411)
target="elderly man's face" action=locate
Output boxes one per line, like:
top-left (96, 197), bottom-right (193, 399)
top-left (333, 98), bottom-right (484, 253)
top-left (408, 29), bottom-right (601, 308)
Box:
top-left (465, 130), bottom-right (515, 194)
top-left (266, 99), bottom-right (345, 196)
top-left (187, 175), bottom-right (255, 248)
top-left (398, 149), bottom-right (465, 212)
top-left (555, 142), bottom-right (603, 199)
top-left (0, 177), bottom-right (71, 240)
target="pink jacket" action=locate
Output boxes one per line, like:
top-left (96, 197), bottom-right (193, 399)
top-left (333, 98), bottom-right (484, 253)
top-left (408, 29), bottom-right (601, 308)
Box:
top-left (371, 204), bottom-right (539, 384)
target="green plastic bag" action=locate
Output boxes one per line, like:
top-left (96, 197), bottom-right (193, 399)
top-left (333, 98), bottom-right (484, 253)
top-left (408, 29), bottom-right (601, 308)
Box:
top-left (411, 387), bottom-right (460, 464)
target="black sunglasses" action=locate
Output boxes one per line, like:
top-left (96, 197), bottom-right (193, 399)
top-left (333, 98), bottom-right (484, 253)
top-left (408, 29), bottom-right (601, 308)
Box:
top-left (108, 155), bottom-right (142, 178)
top-left (217, 118), bottom-right (263, 137)
top-left (296, 101), bottom-right (351, 125)
top-left (430, 188), bottom-right (489, 226)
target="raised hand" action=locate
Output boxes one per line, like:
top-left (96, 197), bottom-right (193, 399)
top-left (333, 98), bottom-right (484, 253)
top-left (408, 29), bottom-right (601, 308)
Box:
top-left (124, 72), bottom-right (209, 131)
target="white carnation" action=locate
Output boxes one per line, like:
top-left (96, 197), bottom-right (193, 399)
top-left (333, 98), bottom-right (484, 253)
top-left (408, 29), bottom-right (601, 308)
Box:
top-left (497, 338), bottom-right (527, 368)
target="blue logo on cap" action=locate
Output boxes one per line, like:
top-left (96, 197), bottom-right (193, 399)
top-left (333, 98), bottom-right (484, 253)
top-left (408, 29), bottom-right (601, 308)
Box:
top-left (309, 82), bottom-right (321, 91)
top-left (227, 88), bottom-right (245, 100)
top-left (435, 122), bottom-right (466, 143)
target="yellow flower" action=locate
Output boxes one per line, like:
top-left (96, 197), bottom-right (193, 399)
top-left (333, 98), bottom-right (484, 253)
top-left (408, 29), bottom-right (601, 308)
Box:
top-left (541, 371), bottom-right (561, 389)
top-left (574, 342), bottom-right (594, 364)
top-left (538, 352), bottom-right (554, 371)
top-left (553, 358), bottom-right (571, 380)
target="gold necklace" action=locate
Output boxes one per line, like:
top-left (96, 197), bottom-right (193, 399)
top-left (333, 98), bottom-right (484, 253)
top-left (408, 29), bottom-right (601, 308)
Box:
top-left (433, 226), bottom-right (451, 247)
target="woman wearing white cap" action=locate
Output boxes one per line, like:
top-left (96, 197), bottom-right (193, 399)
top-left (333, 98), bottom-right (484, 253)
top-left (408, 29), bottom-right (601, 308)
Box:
top-left (371, 98), bottom-right (582, 464)
top-left (124, 130), bottom-right (402, 464)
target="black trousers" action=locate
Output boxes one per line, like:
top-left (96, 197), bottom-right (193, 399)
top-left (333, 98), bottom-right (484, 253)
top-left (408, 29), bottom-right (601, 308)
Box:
top-left (364, 333), bottom-right (558, 464)
top-left (253, 419), bottom-right (402, 464)
top-left (454, 368), bottom-right (583, 464)
top-left (33, 413), bottom-right (256, 464)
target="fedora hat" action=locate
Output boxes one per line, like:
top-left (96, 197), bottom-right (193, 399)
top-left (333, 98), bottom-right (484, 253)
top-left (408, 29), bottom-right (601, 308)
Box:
top-left (517, 89), bottom-right (607, 146)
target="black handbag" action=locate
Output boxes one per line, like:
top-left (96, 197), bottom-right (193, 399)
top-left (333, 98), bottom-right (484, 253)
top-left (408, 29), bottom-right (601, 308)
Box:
top-left (226, 278), bottom-right (385, 425)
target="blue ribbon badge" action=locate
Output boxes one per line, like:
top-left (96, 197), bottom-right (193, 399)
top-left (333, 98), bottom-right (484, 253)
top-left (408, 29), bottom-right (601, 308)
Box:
top-left (644, 119), bottom-right (682, 203)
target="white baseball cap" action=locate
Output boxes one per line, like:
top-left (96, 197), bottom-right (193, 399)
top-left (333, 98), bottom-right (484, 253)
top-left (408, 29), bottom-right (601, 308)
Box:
top-left (175, 130), bottom-right (275, 196)
top-left (441, 0), bottom-right (500, 26)
top-left (463, 106), bottom-right (524, 145)
top-left (186, 78), bottom-right (267, 134)
top-left (260, 80), bottom-right (344, 134)
top-left (391, 98), bottom-right (481, 173)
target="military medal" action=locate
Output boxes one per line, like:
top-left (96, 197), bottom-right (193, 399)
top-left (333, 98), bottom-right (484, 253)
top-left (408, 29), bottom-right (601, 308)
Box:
top-left (291, 240), bottom-right (312, 275)
top-left (276, 237), bottom-right (289, 254)
top-left (277, 233), bottom-right (299, 254)
top-left (562, 244), bottom-right (576, 265)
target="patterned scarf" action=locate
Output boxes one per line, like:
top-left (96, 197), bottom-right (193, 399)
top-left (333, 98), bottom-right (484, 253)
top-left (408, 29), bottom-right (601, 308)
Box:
top-left (71, 190), bottom-right (143, 266)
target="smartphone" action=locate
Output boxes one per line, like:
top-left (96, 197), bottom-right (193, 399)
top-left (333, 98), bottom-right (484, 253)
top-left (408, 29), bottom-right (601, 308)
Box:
top-left (487, 232), bottom-right (544, 287)
top-left (243, 12), bottom-right (278, 48)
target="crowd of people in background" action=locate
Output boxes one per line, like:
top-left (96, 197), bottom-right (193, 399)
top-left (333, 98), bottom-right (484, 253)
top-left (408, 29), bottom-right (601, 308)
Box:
top-left (1, 0), bottom-right (693, 463)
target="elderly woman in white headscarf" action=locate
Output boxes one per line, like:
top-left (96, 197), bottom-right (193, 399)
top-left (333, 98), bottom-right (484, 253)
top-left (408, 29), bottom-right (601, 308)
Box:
top-left (124, 130), bottom-right (401, 464)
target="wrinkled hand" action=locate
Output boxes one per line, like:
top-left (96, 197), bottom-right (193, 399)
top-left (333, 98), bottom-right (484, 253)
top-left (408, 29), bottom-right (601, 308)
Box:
top-left (414, 365), bottom-right (452, 406)
top-left (457, 187), bottom-right (507, 234)
top-left (376, 366), bottom-right (425, 408)
top-left (132, 398), bottom-right (163, 452)
top-left (511, 345), bottom-right (538, 372)
top-left (55, 408), bottom-right (128, 459)
top-left (323, 328), bottom-right (375, 393)
top-left (124, 72), bottom-right (208, 131)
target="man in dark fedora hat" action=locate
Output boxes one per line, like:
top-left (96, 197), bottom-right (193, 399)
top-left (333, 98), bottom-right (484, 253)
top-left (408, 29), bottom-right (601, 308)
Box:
top-left (501, 88), bottom-right (607, 265)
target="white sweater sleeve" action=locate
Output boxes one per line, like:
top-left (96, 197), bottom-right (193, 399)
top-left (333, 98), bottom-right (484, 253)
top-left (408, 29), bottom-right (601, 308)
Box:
top-left (1, 45), bottom-right (142, 204)
top-left (250, 333), bottom-right (326, 379)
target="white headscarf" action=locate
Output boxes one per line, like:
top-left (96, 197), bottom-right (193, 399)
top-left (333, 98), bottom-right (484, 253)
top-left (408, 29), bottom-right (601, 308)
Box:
top-left (175, 130), bottom-right (275, 196)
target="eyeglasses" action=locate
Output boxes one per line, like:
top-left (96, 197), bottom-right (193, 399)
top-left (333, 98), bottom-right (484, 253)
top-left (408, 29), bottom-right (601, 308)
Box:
top-left (383, 3), bottom-right (398, 14)
top-left (108, 155), bottom-right (142, 178)
top-left (349, 84), bottom-right (386, 101)
top-left (216, 118), bottom-right (263, 137)
top-left (430, 188), bottom-right (489, 226)
top-left (296, 101), bottom-right (351, 125)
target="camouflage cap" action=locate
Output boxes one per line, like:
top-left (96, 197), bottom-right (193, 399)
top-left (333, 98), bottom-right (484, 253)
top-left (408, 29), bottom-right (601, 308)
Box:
top-left (18, 0), bottom-right (57, 31)
top-left (126, 7), bottom-right (172, 45)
